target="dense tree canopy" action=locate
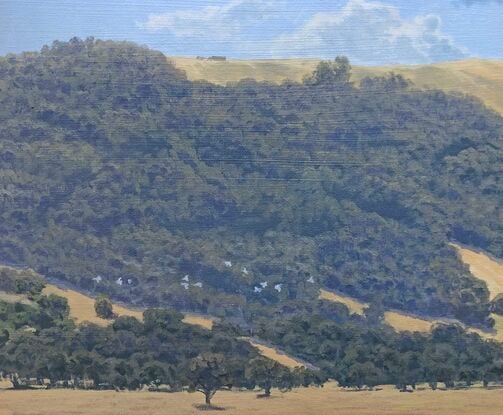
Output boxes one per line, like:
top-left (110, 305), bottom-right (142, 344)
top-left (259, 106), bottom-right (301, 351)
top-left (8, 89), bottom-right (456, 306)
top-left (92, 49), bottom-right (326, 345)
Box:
top-left (0, 38), bottom-right (501, 330)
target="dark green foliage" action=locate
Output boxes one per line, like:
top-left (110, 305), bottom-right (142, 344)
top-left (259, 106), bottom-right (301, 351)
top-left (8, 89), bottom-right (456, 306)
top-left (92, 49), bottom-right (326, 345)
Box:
top-left (245, 356), bottom-right (290, 397)
top-left (187, 353), bottom-right (233, 405)
top-left (303, 56), bottom-right (352, 86)
top-left (491, 294), bottom-right (503, 316)
top-left (0, 38), bottom-right (501, 329)
top-left (0, 295), bottom-right (260, 392)
top-left (0, 268), bottom-right (45, 296)
top-left (256, 313), bottom-right (503, 390)
top-left (94, 295), bottom-right (115, 319)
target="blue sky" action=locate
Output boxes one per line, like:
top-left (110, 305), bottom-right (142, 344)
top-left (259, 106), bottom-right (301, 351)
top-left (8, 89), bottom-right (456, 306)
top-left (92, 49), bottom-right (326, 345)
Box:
top-left (1, 0), bottom-right (503, 65)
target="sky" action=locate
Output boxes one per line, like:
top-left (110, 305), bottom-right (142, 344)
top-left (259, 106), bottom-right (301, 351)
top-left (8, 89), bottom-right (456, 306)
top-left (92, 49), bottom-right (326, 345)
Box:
top-left (1, 0), bottom-right (503, 65)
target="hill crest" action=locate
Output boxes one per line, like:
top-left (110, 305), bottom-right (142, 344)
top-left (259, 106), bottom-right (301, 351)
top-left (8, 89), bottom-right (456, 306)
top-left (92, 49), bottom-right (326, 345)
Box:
top-left (170, 57), bottom-right (503, 115)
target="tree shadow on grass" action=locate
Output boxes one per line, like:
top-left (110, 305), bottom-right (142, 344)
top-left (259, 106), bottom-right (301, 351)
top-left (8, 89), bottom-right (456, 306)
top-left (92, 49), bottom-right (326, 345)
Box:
top-left (193, 404), bottom-right (232, 411)
top-left (256, 393), bottom-right (280, 399)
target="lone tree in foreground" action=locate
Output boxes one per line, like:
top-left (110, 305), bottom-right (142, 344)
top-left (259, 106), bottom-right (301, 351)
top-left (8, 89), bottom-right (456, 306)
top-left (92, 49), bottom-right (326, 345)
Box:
top-left (94, 295), bottom-right (115, 319)
top-left (187, 353), bottom-right (232, 407)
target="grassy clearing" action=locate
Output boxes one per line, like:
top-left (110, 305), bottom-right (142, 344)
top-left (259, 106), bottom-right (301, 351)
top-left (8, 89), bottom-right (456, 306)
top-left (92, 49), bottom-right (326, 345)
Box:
top-left (319, 289), bottom-right (436, 333)
top-left (182, 313), bottom-right (215, 330)
top-left (0, 292), bottom-right (33, 306)
top-left (452, 244), bottom-right (503, 300)
top-left (2, 384), bottom-right (503, 415)
top-left (384, 312), bottom-right (435, 333)
top-left (319, 289), bottom-right (367, 314)
top-left (171, 57), bottom-right (503, 115)
top-left (242, 338), bottom-right (309, 369)
top-left (451, 244), bottom-right (503, 341)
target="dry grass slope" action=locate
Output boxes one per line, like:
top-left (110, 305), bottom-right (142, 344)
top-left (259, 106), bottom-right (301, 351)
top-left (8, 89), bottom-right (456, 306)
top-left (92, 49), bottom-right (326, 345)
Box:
top-left (42, 284), bottom-right (214, 329)
top-left (2, 385), bottom-right (503, 415)
top-left (384, 312), bottom-right (435, 333)
top-left (243, 338), bottom-right (309, 369)
top-left (319, 289), bottom-right (367, 314)
top-left (0, 292), bottom-right (33, 306)
top-left (319, 289), bottom-right (436, 333)
top-left (171, 57), bottom-right (503, 116)
top-left (452, 244), bottom-right (503, 300)
top-left (42, 284), bottom-right (143, 325)
top-left (451, 244), bottom-right (503, 341)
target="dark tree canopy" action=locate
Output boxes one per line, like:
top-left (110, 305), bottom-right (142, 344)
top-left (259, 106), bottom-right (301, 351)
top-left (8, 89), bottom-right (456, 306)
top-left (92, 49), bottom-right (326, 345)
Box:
top-left (94, 295), bottom-right (115, 320)
top-left (0, 38), bottom-right (501, 332)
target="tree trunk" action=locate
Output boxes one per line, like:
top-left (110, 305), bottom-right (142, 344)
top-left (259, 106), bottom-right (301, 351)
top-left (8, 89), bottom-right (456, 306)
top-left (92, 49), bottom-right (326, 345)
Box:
top-left (264, 386), bottom-right (271, 397)
top-left (205, 390), bottom-right (212, 406)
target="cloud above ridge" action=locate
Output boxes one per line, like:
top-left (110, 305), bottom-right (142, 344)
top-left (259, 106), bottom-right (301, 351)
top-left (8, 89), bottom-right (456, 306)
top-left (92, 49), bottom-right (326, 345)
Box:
top-left (139, 0), bottom-right (467, 64)
top-left (269, 0), bottom-right (466, 64)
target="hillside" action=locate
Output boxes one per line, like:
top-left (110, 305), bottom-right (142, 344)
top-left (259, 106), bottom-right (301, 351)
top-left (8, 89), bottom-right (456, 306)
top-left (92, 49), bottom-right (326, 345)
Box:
top-left (0, 39), bottom-right (502, 331)
top-left (1, 38), bottom-right (503, 400)
top-left (171, 58), bottom-right (503, 115)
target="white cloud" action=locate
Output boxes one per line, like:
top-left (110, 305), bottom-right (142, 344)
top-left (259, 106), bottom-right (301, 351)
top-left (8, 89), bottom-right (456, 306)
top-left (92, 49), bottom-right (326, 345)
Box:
top-left (269, 0), bottom-right (466, 64)
top-left (140, 0), bottom-right (282, 40)
top-left (138, 0), bottom-right (466, 65)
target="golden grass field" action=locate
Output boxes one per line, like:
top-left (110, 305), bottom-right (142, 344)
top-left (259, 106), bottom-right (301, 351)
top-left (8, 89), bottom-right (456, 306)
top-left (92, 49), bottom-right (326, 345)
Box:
top-left (2, 384), bottom-right (503, 415)
top-left (170, 57), bottom-right (503, 115)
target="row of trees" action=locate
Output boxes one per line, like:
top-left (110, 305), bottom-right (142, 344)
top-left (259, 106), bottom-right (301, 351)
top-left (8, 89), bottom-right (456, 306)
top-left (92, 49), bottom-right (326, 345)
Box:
top-left (256, 312), bottom-right (503, 391)
top-left (0, 289), bottom-right (322, 406)
top-left (1, 275), bottom-right (503, 407)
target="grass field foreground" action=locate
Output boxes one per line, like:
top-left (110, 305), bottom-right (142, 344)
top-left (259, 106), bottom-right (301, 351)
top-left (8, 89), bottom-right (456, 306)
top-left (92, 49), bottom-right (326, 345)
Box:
top-left (2, 384), bottom-right (503, 415)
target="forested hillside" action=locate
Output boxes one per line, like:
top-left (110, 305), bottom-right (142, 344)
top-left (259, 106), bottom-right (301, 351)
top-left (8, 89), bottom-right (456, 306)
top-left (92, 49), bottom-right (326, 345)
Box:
top-left (0, 38), bottom-right (501, 330)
